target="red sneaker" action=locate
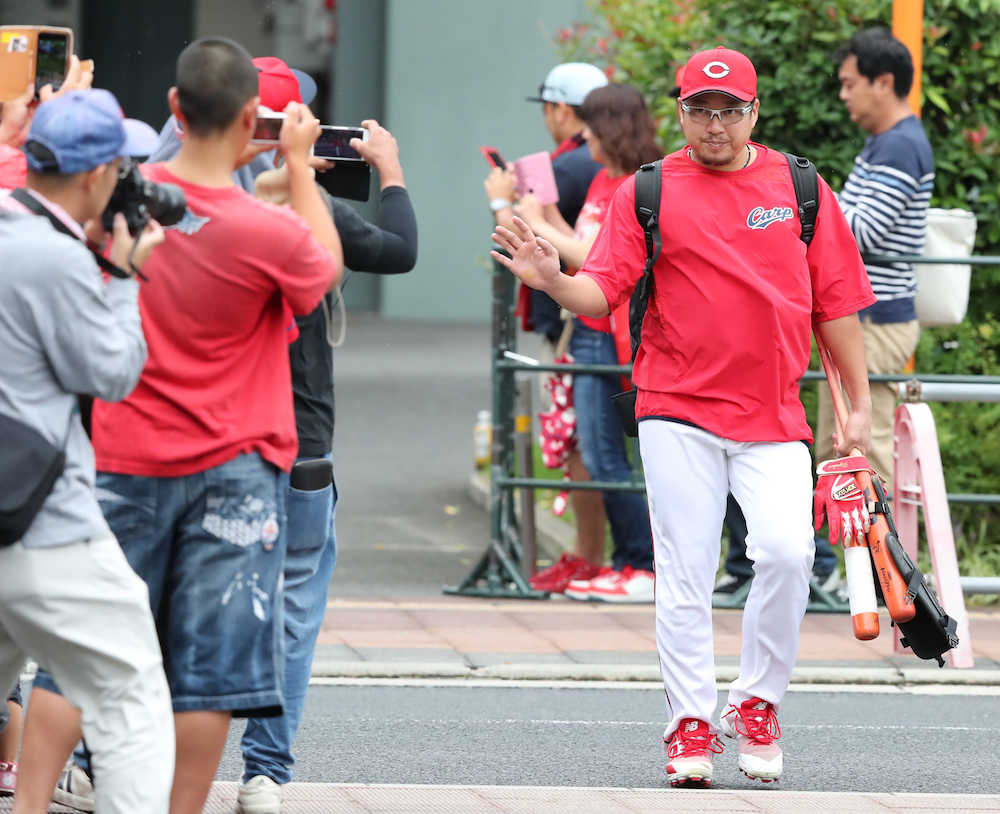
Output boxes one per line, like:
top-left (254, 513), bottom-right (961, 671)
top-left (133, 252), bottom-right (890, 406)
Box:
top-left (586, 565), bottom-right (654, 603)
top-left (529, 552), bottom-right (600, 593)
top-left (719, 697), bottom-right (783, 782)
top-left (563, 566), bottom-right (617, 600)
top-left (663, 718), bottom-right (723, 788)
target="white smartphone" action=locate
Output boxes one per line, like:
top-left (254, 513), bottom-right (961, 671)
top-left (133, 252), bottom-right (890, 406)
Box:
top-left (313, 125), bottom-right (369, 161)
top-left (251, 112), bottom-right (286, 145)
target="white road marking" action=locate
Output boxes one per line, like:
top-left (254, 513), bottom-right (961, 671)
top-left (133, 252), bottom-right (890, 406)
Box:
top-left (309, 675), bottom-right (1000, 695)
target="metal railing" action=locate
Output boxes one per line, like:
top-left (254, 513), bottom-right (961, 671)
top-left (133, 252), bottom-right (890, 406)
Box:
top-left (446, 252), bottom-right (1000, 599)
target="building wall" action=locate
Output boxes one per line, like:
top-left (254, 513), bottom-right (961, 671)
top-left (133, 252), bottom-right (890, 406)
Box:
top-left (380, 0), bottom-right (595, 321)
top-left (195, 0), bottom-right (274, 58)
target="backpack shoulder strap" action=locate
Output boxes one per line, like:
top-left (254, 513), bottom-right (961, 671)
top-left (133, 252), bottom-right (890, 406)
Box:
top-left (783, 152), bottom-right (819, 246)
top-left (628, 159), bottom-right (662, 362)
top-left (9, 188), bottom-right (133, 279)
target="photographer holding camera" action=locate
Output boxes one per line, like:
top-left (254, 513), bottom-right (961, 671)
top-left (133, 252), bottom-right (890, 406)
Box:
top-left (21, 37), bottom-right (342, 814)
top-left (0, 88), bottom-right (174, 814)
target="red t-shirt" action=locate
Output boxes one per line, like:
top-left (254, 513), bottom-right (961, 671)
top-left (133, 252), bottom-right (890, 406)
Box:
top-left (580, 144), bottom-right (875, 443)
top-left (0, 144), bottom-right (27, 190)
top-left (573, 168), bottom-right (625, 333)
top-left (92, 163), bottom-right (337, 476)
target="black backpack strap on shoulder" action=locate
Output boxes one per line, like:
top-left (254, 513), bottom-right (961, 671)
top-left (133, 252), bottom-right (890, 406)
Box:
top-left (783, 152), bottom-right (819, 247)
top-left (9, 188), bottom-right (132, 279)
top-left (629, 159), bottom-right (662, 362)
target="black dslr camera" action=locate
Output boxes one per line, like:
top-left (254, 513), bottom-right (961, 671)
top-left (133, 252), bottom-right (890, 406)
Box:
top-left (101, 159), bottom-right (187, 235)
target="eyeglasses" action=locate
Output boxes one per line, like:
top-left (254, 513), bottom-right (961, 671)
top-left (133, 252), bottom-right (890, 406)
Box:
top-left (680, 101), bottom-right (754, 125)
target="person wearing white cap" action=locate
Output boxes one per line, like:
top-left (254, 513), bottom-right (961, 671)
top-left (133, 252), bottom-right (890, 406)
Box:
top-left (492, 46), bottom-right (876, 788)
top-left (0, 88), bottom-right (174, 813)
top-left (484, 61), bottom-right (611, 596)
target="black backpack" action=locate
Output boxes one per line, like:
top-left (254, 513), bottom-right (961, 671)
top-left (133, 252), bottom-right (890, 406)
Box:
top-left (611, 153), bottom-right (820, 437)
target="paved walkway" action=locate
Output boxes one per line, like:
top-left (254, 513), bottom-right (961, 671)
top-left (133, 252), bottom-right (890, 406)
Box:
top-left (312, 596), bottom-right (1000, 684)
top-left (9, 783), bottom-right (999, 813)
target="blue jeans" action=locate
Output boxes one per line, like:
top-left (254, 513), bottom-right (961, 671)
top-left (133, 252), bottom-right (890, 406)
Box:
top-left (570, 320), bottom-right (654, 572)
top-left (241, 456), bottom-right (338, 785)
top-left (725, 493), bottom-right (837, 579)
top-left (35, 453), bottom-right (288, 715)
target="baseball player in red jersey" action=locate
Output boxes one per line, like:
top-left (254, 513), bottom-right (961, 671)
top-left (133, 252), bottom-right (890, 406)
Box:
top-left (492, 47), bottom-right (875, 787)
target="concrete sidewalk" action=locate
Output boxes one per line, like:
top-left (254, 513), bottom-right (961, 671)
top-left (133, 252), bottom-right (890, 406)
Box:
top-left (313, 596), bottom-right (1000, 685)
top-left (16, 784), bottom-right (1000, 813)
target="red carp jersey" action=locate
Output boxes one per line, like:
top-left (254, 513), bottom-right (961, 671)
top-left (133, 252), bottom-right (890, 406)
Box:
top-left (580, 143), bottom-right (875, 443)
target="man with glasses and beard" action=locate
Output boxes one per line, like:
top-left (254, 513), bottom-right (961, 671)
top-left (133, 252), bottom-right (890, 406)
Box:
top-left (491, 47), bottom-right (875, 788)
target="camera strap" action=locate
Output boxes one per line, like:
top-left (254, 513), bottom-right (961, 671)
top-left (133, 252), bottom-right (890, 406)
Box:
top-left (10, 188), bottom-right (132, 279)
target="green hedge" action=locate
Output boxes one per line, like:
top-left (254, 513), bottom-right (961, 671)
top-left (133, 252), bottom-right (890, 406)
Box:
top-left (555, 0), bottom-right (1000, 582)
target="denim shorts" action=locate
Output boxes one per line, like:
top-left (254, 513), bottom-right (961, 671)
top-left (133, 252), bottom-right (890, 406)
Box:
top-left (94, 452), bottom-right (288, 717)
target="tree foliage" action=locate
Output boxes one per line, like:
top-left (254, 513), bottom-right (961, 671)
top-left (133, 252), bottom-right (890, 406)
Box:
top-left (555, 0), bottom-right (1000, 570)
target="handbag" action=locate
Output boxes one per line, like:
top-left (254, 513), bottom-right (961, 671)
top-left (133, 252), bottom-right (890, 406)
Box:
top-left (0, 412), bottom-right (68, 546)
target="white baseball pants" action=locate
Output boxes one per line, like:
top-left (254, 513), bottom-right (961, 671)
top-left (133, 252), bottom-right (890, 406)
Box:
top-left (638, 420), bottom-right (814, 737)
top-left (0, 535), bottom-right (174, 814)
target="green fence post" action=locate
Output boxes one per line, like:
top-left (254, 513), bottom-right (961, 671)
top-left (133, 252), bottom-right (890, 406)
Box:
top-left (443, 260), bottom-right (546, 598)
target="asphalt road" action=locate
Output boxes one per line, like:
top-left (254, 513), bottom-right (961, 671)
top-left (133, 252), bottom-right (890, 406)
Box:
top-left (218, 681), bottom-right (1000, 795)
top-left (216, 315), bottom-right (1000, 799)
top-left (329, 314), bottom-right (541, 597)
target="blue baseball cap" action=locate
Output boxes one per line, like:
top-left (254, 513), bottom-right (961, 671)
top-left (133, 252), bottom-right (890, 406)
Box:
top-left (24, 89), bottom-right (160, 175)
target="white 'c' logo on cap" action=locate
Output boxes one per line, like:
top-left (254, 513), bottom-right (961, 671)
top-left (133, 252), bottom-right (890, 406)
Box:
top-left (703, 61), bottom-right (731, 79)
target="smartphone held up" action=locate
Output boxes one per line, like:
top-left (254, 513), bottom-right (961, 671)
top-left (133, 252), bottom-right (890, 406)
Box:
top-left (480, 145), bottom-right (507, 171)
top-left (252, 110), bottom-right (369, 163)
top-left (0, 25), bottom-right (93, 101)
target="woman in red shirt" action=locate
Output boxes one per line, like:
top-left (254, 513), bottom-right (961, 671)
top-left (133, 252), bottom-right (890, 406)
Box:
top-left (517, 84), bottom-right (662, 602)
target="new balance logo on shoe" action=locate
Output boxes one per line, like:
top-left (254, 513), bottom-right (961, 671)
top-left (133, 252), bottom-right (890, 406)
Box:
top-left (663, 718), bottom-right (724, 788)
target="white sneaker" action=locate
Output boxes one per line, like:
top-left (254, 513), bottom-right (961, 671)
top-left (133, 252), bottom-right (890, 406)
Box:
top-left (563, 566), bottom-right (616, 600)
top-left (52, 761), bottom-right (95, 812)
top-left (587, 566), bottom-right (654, 603)
top-left (238, 775), bottom-right (283, 814)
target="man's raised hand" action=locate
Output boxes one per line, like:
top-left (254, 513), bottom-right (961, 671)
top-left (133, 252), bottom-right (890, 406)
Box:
top-left (490, 215), bottom-right (561, 292)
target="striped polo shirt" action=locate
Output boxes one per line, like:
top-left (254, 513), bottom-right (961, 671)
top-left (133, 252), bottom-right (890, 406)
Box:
top-left (838, 115), bottom-right (934, 323)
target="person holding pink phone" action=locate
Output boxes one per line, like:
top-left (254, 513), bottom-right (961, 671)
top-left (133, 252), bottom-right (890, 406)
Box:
top-left (483, 62), bottom-right (611, 595)
top-left (515, 83), bottom-right (663, 603)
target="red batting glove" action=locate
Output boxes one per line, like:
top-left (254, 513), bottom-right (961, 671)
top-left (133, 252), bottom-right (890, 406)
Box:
top-left (813, 456), bottom-right (873, 546)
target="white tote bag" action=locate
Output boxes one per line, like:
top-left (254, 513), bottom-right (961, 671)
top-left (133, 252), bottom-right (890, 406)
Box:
top-left (915, 208), bottom-right (978, 326)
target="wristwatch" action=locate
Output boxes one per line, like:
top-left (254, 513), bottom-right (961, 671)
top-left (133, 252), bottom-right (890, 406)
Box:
top-left (489, 198), bottom-right (512, 212)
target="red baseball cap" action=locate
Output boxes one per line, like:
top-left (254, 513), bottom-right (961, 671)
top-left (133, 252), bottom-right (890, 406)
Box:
top-left (253, 56), bottom-right (318, 111)
top-left (679, 47), bottom-right (757, 102)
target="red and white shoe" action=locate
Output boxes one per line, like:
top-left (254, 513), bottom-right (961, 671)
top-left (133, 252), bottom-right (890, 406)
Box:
top-left (563, 566), bottom-right (616, 600)
top-left (0, 761), bottom-right (16, 795)
top-left (719, 697), bottom-right (783, 782)
top-left (529, 552), bottom-right (600, 594)
top-left (587, 565), bottom-right (654, 603)
top-left (663, 718), bottom-right (723, 788)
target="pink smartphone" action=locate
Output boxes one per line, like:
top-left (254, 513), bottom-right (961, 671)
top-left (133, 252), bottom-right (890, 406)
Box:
top-left (513, 152), bottom-right (559, 205)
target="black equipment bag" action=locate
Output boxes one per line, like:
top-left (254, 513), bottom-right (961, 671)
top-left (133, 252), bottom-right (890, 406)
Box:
top-left (869, 477), bottom-right (960, 666)
top-left (0, 414), bottom-right (66, 546)
top-left (612, 153), bottom-right (820, 436)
